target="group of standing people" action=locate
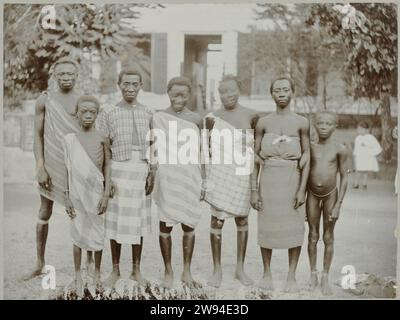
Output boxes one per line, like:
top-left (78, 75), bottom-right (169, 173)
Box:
top-left (25, 57), bottom-right (351, 297)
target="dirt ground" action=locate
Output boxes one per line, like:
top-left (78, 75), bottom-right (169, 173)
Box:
top-left (3, 171), bottom-right (398, 300)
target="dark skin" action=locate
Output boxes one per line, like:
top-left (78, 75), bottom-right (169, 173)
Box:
top-left (64, 101), bottom-right (111, 294)
top-left (306, 113), bottom-right (348, 296)
top-left (104, 73), bottom-right (153, 288)
top-left (24, 62), bottom-right (82, 280)
top-left (251, 79), bottom-right (310, 292)
top-left (204, 79), bottom-right (259, 288)
top-left (158, 83), bottom-right (203, 288)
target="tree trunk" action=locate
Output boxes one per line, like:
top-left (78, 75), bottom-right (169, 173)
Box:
top-left (380, 91), bottom-right (393, 162)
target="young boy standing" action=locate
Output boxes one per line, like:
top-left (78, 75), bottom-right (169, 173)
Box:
top-left (306, 112), bottom-right (348, 296)
top-left (63, 95), bottom-right (111, 295)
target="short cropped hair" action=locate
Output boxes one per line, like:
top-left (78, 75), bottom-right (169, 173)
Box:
top-left (270, 76), bottom-right (295, 94)
top-left (315, 111), bottom-right (337, 124)
top-left (52, 57), bottom-right (79, 73)
top-left (358, 120), bottom-right (370, 129)
top-left (118, 68), bottom-right (142, 84)
top-left (76, 95), bottom-right (100, 112)
top-left (167, 76), bottom-right (192, 92)
top-left (218, 74), bottom-right (241, 90)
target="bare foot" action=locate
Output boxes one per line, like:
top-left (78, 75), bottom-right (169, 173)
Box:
top-left (22, 264), bottom-right (45, 281)
top-left (258, 274), bottom-right (274, 291)
top-left (321, 273), bottom-right (333, 296)
top-left (285, 273), bottom-right (299, 293)
top-left (310, 271), bottom-right (319, 290)
top-left (181, 271), bottom-right (200, 288)
top-left (93, 272), bottom-right (102, 287)
top-left (103, 270), bottom-right (120, 288)
top-left (130, 271), bottom-right (149, 287)
top-left (207, 269), bottom-right (222, 288)
top-left (161, 270), bottom-right (174, 289)
top-left (234, 268), bottom-right (253, 286)
top-left (74, 273), bottom-right (84, 297)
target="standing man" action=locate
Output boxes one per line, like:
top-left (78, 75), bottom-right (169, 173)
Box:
top-left (251, 76), bottom-right (310, 292)
top-left (153, 76), bottom-right (203, 288)
top-left (97, 68), bottom-right (155, 287)
top-left (25, 57), bottom-right (82, 280)
top-left (203, 75), bottom-right (259, 288)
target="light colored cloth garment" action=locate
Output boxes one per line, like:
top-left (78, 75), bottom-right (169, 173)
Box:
top-left (258, 133), bottom-right (305, 249)
top-left (204, 115), bottom-right (254, 218)
top-left (96, 103), bottom-right (153, 161)
top-left (152, 112), bottom-right (203, 228)
top-left (62, 133), bottom-right (105, 251)
top-left (105, 149), bottom-right (151, 244)
top-left (40, 92), bottom-right (80, 204)
top-left (353, 134), bottom-right (382, 172)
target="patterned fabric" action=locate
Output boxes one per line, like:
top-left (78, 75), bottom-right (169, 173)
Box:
top-left (152, 112), bottom-right (203, 228)
top-left (40, 91), bottom-right (80, 204)
top-left (204, 115), bottom-right (254, 217)
top-left (62, 134), bottom-right (105, 251)
top-left (258, 133), bottom-right (304, 249)
top-left (104, 150), bottom-right (152, 244)
top-left (96, 103), bottom-right (153, 161)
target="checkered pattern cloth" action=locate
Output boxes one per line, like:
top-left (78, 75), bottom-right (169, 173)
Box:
top-left (204, 116), bottom-right (253, 217)
top-left (104, 150), bottom-right (152, 244)
top-left (152, 112), bottom-right (203, 228)
top-left (62, 133), bottom-right (105, 251)
top-left (96, 103), bottom-right (153, 161)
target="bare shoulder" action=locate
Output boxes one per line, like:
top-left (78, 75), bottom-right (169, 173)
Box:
top-left (294, 114), bottom-right (309, 132)
top-left (334, 141), bottom-right (348, 156)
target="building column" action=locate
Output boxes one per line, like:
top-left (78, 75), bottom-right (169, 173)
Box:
top-left (221, 31), bottom-right (238, 76)
top-left (167, 31), bottom-right (185, 82)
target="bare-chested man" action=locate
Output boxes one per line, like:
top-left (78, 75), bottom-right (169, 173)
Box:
top-left (251, 76), bottom-right (310, 292)
top-left (203, 75), bottom-right (259, 288)
top-left (153, 76), bottom-right (203, 288)
top-left (307, 112), bottom-right (348, 295)
top-left (26, 57), bottom-right (91, 280)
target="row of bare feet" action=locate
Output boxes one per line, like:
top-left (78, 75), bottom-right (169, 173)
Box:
top-left (24, 262), bottom-right (333, 296)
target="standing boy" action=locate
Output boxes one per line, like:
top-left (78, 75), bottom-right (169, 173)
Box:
top-left (307, 112), bottom-right (348, 295)
top-left (63, 95), bottom-right (111, 295)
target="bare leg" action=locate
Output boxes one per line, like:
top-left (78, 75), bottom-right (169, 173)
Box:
top-left (93, 250), bottom-right (102, 286)
top-left (234, 217), bottom-right (253, 286)
top-left (285, 246), bottom-right (301, 293)
top-left (130, 237), bottom-right (148, 286)
top-left (208, 215), bottom-right (224, 288)
top-left (24, 195), bottom-right (53, 280)
top-left (181, 224), bottom-right (199, 288)
top-left (86, 251), bottom-right (95, 277)
top-left (73, 245), bottom-right (83, 296)
top-left (362, 172), bottom-right (369, 189)
top-left (259, 247), bottom-right (273, 290)
top-left (353, 171), bottom-right (360, 188)
top-left (321, 190), bottom-right (338, 296)
top-left (306, 192), bottom-right (321, 289)
top-left (159, 222), bottom-right (174, 288)
top-left (104, 239), bottom-right (121, 287)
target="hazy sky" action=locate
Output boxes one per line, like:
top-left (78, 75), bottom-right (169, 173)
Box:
top-left (133, 4), bottom-right (275, 33)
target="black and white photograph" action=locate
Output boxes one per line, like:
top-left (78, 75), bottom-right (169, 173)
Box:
top-left (2, 2), bottom-right (398, 301)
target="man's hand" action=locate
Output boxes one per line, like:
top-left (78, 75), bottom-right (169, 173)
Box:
top-left (250, 190), bottom-right (262, 211)
top-left (145, 170), bottom-right (156, 195)
top-left (98, 196), bottom-right (109, 215)
top-left (329, 203), bottom-right (341, 222)
top-left (109, 180), bottom-right (116, 198)
top-left (65, 197), bottom-right (76, 219)
top-left (37, 166), bottom-right (52, 191)
top-left (293, 190), bottom-right (306, 209)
